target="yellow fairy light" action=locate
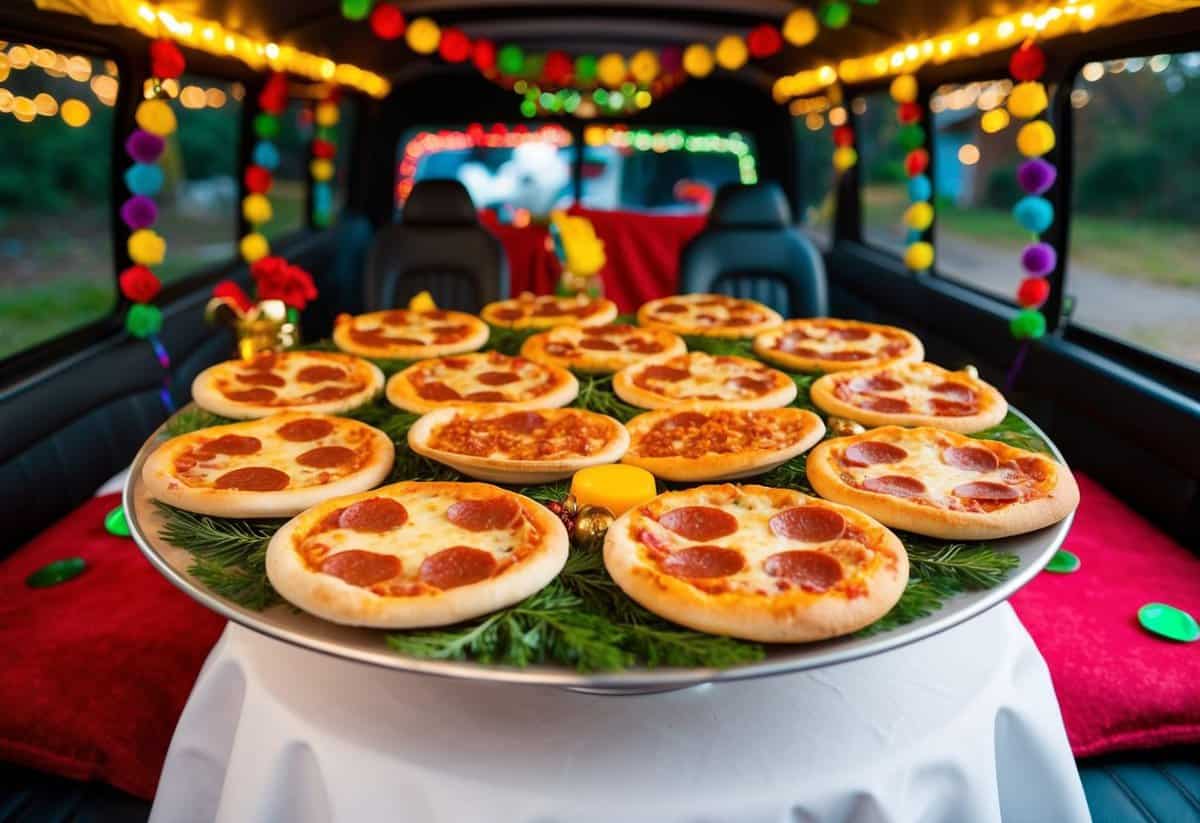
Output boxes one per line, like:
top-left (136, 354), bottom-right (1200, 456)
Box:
top-left (783, 8), bottom-right (819, 46)
top-left (957, 143), bottom-right (980, 165)
top-left (205, 87), bottom-right (226, 108)
top-left (829, 106), bottom-right (847, 126)
top-left (405, 17), bottom-right (440, 55)
top-left (12, 95), bottom-right (36, 121)
top-left (715, 35), bottom-right (748, 71)
top-left (981, 108), bottom-right (1010, 132)
top-left (34, 92), bottom-right (57, 116)
top-left (8, 46), bottom-right (30, 69)
top-left (60, 98), bottom-right (90, 126)
top-left (179, 84), bottom-right (206, 108)
top-left (597, 53), bottom-right (626, 87)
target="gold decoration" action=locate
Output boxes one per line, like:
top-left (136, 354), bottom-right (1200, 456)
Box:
top-left (827, 417), bottom-right (867, 437)
top-left (573, 504), bottom-right (614, 550)
top-left (205, 297), bottom-right (298, 360)
top-left (561, 494), bottom-right (581, 519)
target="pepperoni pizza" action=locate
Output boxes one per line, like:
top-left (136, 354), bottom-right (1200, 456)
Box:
top-left (603, 484), bottom-right (908, 642)
top-left (613, 352), bottom-right (797, 410)
top-left (386, 352), bottom-right (579, 413)
top-left (753, 319), bottom-right (924, 373)
top-left (807, 426), bottom-right (1079, 540)
top-left (266, 481), bottom-right (569, 628)
top-left (142, 412), bottom-right (394, 518)
top-left (520, 324), bottom-right (686, 374)
top-left (622, 405), bottom-right (825, 482)
top-left (408, 407), bottom-right (630, 484)
top-left (332, 308), bottom-right (489, 359)
top-left (637, 293), bottom-right (783, 339)
top-left (480, 292), bottom-right (619, 329)
top-left (192, 351), bottom-right (384, 419)
top-left (811, 361), bottom-right (1007, 433)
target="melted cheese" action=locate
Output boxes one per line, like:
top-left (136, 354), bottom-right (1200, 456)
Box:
top-left (339, 309), bottom-right (483, 347)
top-left (208, 351), bottom-right (376, 407)
top-left (402, 352), bottom-right (566, 403)
top-left (629, 352), bottom-right (790, 402)
top-left (641, 293), bottom-right (778, 334)
top-left (760, 320), bottom-right (916, 361)
top-left (830, 362), bottom-right (991, 416)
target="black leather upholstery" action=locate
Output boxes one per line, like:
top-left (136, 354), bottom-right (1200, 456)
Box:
top-left (363, 179), bottom-right (508, 313)
top-left (678, 183), bottom-right (827, 317)
top-left (1080, 754), bottom-right (1200, 822)
top-left (0, 763), bottom-right (149, 822)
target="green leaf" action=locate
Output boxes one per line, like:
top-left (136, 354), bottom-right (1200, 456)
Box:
top-left (971, 411), bottom-right (1053, 454)
top-left (486, 324), bottom-right (541, 356)
top-left (165, 407), bottom-right (235, 436)
top-left (572, 373), bottom-right (642, 422)
top-left (679, 335), bottom-right (755, 358)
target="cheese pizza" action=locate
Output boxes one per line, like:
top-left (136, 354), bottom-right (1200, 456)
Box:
top-left (604, 484), bottom-right (908, 642)
top-left (332, 308), bottom-right (489, 359)
top-left (613, 352), bottom-right (797, 410)
top-left (753, 319), bottom-right (924, 373)
top-left (142, 412), bottom-right (394, 518)
top-left (622, 405), bottom-right (825, 482)
top-left (192, 351), bottom-right (384, 419)
top-left (386, 352), bottom-right (578, 413)
top-left (266, 481), bottom-right (568, 628)
top-left (807, 426), bottom-right (1079, 540)
top-left (408, 407), bottom-right (630, 483)
top-left (480, 292), bottom-right (618, 329)
top-left (637, 293), bottom-right (783, 339)
top-left (811, 361), bottom-right (1007, 433)
top-left (520, 323), bottom-right (686, 374)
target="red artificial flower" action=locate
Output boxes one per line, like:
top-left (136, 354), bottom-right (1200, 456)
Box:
top-left (251, 256), bottom-right (318, 310)
top-left (149, 39), bottom-right (185, 80)
top-left (312, 139), bottom-right (337, 159)
top-left (213, 280), bottom-right (254, 313)
top-left (118, 265), bottom-right (161, 303)
top-left (244, 165), bottom-right (273, 194)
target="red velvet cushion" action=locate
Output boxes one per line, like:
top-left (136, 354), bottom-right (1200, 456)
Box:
top-left (1011, 473), bottom-right (1200, 757)
top-left (0, 493), bottom-right (224, 800)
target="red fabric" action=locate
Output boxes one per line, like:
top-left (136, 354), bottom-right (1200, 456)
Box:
top-left (479, 213), bottom-right (561, 298)
top-left (0, 494), bottom-right (224, 800)
top-left (1011, 473), bottom-right (1200, 757)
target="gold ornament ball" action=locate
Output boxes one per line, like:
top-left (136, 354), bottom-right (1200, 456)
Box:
top-left (783, 8), bottom-right (819, 46)
top-left (827, 417), bottom-right (866, 437)
top-left (682, 44), bottom-right (714, 78)
top-left (573, 504), bottom-right (615, 549)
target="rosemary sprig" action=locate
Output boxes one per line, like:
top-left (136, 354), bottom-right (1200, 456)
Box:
top-left (572, 373), bottom-right (643, 422)
top-left (753, 454), bottom-right (815, 495)
top-left (902, 535), bottom-right (1020, 590)
top-left (512, 479), bottom-right (571, 505)
top-left (856, 579), bottom-right (948, 637)
top-left (189, 557), bottom-right (283, 611)
top-left (485, 324), bottom-right (540, 356)
top-left (165, 407), bottom-right (235, 436)
top-left (788, 372), bottom-right (821, 413)
top-left (972, 411), bottom-right (1052, 454)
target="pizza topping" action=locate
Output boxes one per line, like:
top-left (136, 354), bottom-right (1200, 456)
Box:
top-left (655, 302), bottom-right (687, 314)
top-left (725, 375), bottom-right (773, 395)
top-left (464, 390), bottom-right (506, 402)
top-left (417, 381), bottom-right (462, 401)
top-left (848, 374), bottom-right (903, 393)
top-left (320, 550), bottom-right (401, 587)
top-left (762, 551), bottom-right (843, 592)
top-left (495, 411), bottom-right (546, 433)
top-left (823, 350), bottom-right (871, 361)
top-left (580, 337), bottom-right (620, 351)
top-left (544, 342), bottom-right (576, 357)
top-left (237, 371), bottom-right (286, 387)
top-left (828, 327), bottom-right (871, 341)
top-left (931, 381), bottom-right (975, 401)
top-left (297, 365), bottom-right (347, 383)
top-left (862, 475), bottom-right (927, 498)
top-left (633, 407), bottom-right (817, 460)
top-left (224, 387), bottom-right (276, 403)
top-left (492, 307), bottom-right (524, 322)
top-left (419, 546), bottom-right (498, 590)
top-left (478, 371), bottom-right (520, 386)
top-left (660, 545), bottom-right (745, 578)
top-left (943, 446), bottom-right (1000, 472)
top-left (446, 497), bottom-right (521, 532)
top-left (276, 418), bottom-right (334, 442)
top-left (214, 466), bottom-right (290, 491)
top-left (623, 337), bottom-right (664, 354)
top-left (638, 364), bottom-right (690, 383)
top-left (658, 506), bottom-right (739, 541)
top-left (426, 409), bottom-right (616, 460)
top-left (196, 434), bottom-right (261, 456)
top-left (296, 445), bottom-right (357, 468)
top-left (952, 481), bottom-right (1020, 502)
top-left (860, 396), bottom-right (911, 413)
top-left (769, 506), bottom-right (845, 543)
top-left (339, 498), bottom-right (408, 532)
top-left (843, 441), bottom-right (907, 467)
top-left (931, 398), bottom-right (977, 416)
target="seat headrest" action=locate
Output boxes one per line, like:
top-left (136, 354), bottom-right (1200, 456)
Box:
top-left (708, 183), bottom-right (791, 229)
top-left (402, 179), bottom-right (479, 226)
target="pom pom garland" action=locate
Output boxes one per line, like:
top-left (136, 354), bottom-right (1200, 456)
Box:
top-left (341, 0), bottom-right (373, 22)
top-left (783, 8), bottom-right (819, 46)
top-left (905, 148), bottom-right (930, 176)
top-left (1021, 242), bottom-right (1057, 276)
top-left (833, 126), bottom-right (854, 148)
top-left (124, 163), bottom-right (163, 197)
top-left (473, 39), bottom-right (497, 72)
top-left (119, 265), bottom-right (161, 303)
top-left (682, 44), bottom-right (715, 77)
top-left (1013, 196), bottom-right (1055, 233)
top-left (242, 193), bottom-right (273, 225)
top-left (315, 103), bottom-right (340, 128)
top-left (125, 303), bottom-right (163, 339)
top-left (1010, 41), bottom-right (1046, 82)
top-left (897, 102), bottom-right (922, 124)
top-left (832, 146), bottom-right (858, 172)
top-left (120, 195), bottom-right (158, 230)
top-left (369, 3), bottom-right (405, 39)
top-left (135, 99), bottom-right (176, 136)
top-left (244, 166), bottom-right (273, 194)
top-left (1017, 276), bottom-right (1051, 308)
top-left (149, 40), bottom-right (185, 80)
top-left (904, 241), bottom-right (935, 271)
top-left (981, 108), bottom-right (1011, 134)
top-left (630, 50), bottom-right (660, 85)
top-left (904, 201), bottom-right (934, 231)
top-left (497, 45), bottom-right (525, 76)
top-left (908, 174), bottom-right (932, 202)
top-left (438, 28), bottom-right (471, 63)
top-left (312, 139), bottom-right (337, 160)
top-left (252, 141), bottom-right (280, 170)
top-left (1017, 158), bottom-right (1057, 194)
top-left (659, 46), bottom-right (683, 75)
top-left (406, 17), bottom-right (441, 55)
top-left (597, 53), bottom-right (626, 86)
top-left (891, 75), bottom-right (934, 272)
top-left (240, 233), bottom-right (270, 264)
top-left (890, 74), bottom-right (918, 104)
top-left (898, 123), bottom-right (925, 151)
top-left (254, 113), bottom-right (281, 140)
top-left (310, 158), bottom-right (335, 182)
top-left (1007, 82), bottom-right (1048, 119)
top-left (544, 51), bottom-right (573, 86)
top-left (128, 229), bottom-right (166, 266)
top-left (747, 25), bottom-right (783, 59)
top-left (1010, 308), bottom-right (1047, 340)
top-left (818, 0), bottom-right (852, 29)
top-left (1017, 121), bottom-right (1056, 157)
top-left (125, 130), bottom-right (164, 164)
top-left (715, 36), bottom-right (748, 71)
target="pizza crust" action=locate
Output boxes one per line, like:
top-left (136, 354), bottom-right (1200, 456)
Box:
top-left (603, 484), bottom-right (908, 642)
top-left (192, 352), bottom-right (384, 419)
top-left (810, 362), bottom-right (1008, 433)
top-left (613, 352), bottom-right (797, 410)
top-left (520, 326), bottom-right (687, 374)
top-left (265, 482), bottom-right (569, 628)
top-left (621, 405), bottom-right (826, 482)
top-left (481, 293), bottom-right (618, 329)
top-left (332, 309), bottom-right (489, 359)
top-left (637, 294), bottom-right (783, 339)
top-left (806, 427), bottom-right (1080, 540)
top-left (142, 413), bottom-right (395, 519)
top-left (753, 319), bottom-right (924, 373)
top-left (407, 406), bottom-right (631, 484)
top-left (385, 354), bottom-right (580, 414)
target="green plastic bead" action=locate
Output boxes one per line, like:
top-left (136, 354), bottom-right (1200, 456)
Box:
top-left (1045, 549), bottom-right (1080, 573)
top-left (125, 303), bottom-right (162, 339)
top-left (254, 113), bottom-right (281, 140)
top-left (27, 557), bottom-right (87, 588)
top-left (1010, 308), bottom-right (1046, 340)
top-left (819, 0), bottom-right (852, 28)
top-left (1138, 603), bottom-right (1199, 643)
top-left (104, 504), bottom-right (131, 538)
top-left (898, 123), bottom-right (926, 151)
top-left (340, 0), bottom-right (373, 21)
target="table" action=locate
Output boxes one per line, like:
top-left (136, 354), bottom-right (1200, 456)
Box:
top-left (150, 604), bottom-right (1090, 823)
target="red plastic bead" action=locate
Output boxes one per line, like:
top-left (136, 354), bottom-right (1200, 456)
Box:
top-left (1010, 41), bottom-right (1046, 82)
top-left (747, 24), bottom-right (784, 59)
top-left (905, 148), bottom-right (930, 176)
top-left (244, 165), bottom-right (273, 195)
top-left (149, 39), bottom-right (185, 80)
top-left (472, 39), bottom-right (496, 72)
top-left (833, 125), bottom-right (855, 148)
top-left (898, 101), bottom-right (922, 124)
top-left (369, 3), bottom-right (406, 40)
top-left (1017, 276), bottom-right (1051, 307)
top-left (439, 28), bottom-right (471, 63)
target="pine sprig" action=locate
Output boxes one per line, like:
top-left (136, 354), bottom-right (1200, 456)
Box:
top-left (572, 373), bottom-right (643, 422)
top-left (788, 372), bottom-right (821, 413)
top-left (165, 407), bottom-right (235, 436)
top-left (972, 411), bottom-right (1052, 454)
top-left (753, 454), bottom-right (815, 494)
top-left (486, 324), bottom-right (540, 356)
top-left (189, 557), bottom-right (283, 611)
top-left (856, 579), bottom-right (948, 636)
top-left (902, 536), bottom-right (1020, 590)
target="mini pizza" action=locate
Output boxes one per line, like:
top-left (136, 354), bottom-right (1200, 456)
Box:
top-left (408, 407), bottom-right (630, 484)
top-left (480, 292), bottom-right (618, 329)
top-left (637, 293), bottom-right (783, 339)
top-left (192, 351), bottom-right (384, 419)
top-left (265, 481), bottom-right (568, 628)
top-left (811, 362), bottom-right (1008, 433)
top-left (142, 413), bottom-right (394, 518)
top-left (604, 484), bottom-right (908, 642)
top-left (807, 426), bottom-right (1080, 540)
top-left (753, 319), bottom-right (924, 373)
top-left (520, 324), bottom-right (686, 374)
top-left (386, 352), bottom-right (578, 413)
top-left (613, 352), bottom-right (797, 410)
top-left (622, 405), bottom-right (825, 482)
top-left (332, 308), bottom-right (489, 359)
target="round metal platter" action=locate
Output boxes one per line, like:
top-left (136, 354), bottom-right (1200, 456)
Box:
top-left (125, 409), bottom-right (1073, 693)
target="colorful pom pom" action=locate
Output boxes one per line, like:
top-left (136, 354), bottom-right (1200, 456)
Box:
top-left (313, 181), bottom-right (333, 216)
top-left (125, 130), bottom-right (164, 164)
top-left (908, 174), bottom-right (932, 202)
top-left (1010, 42), bottom-right (1046, 82)
top-left (897, 123), bottom-right (926, 151)
top-left (783, 8), bottom-right (819, 46)
top-left (904, 241), bottom-right (934, 270)
top-left (369, 2), bottom-right (405, 39)
top-left (629, 50), bottom-right (660, 84)
top-left (1017, 276), bottom-right (1051, 307)
top-left (905, 148), bottom-right (930, 176)
top-left (135, 99), bottom-right (176, 137)
top-left (120, 195), bottom-right (158, 230)
top-left (682, 44), bottom-right (714, 78)
top-left (1017, 158), bottom-right (1057, 194)
top-left (310, 158), bottom-right (334, 182)
top-left (252, 141), bottom-right (280, 170)
top-left (244, 165), bottom-right (273, 194)
top-left (242, 193), bottom-right (273, 225)
top-left (497, 45), bottom-right (525, 76)
top-left (340, 0), bottom-right (373, 22)
top-left (312, 139), bottom-right (337, 160)
top-left (890, 74), bottom-right (918, 104)
top-left (125, 303), bottom-right (162, 339)
top-left (315, 103), bottom-right (340, 129)
top-left (659, 46), bottom-right (683, 75)
top-left (832, 146), bottom-right (858, 172)
top-left (128, 229), bottom-right (166, 266)
top-left (747, 24), bottom-right (783, 59)
top-left (149, 39), bottom-right (185, 80)
top-left (254, 113), bottom-right (281, 140)
top-left (818, 0), bottom-right (852, 30)
top-left (714, 36), bottom-right (748, 71)
top-left (124, 163), bottom-right (163, 197)
top-left (406, 17), bottom-right (441, 55)
top-left (833, 126), bottom-right (854, 148)
top-left (240, 233), bottom-right (270, 264)
top-left (1017, 121), bottom-right (1056, 157)
top-left (1021, 242), bottom-right (1057, 276)
top-left (1007, 82), bottom-right (1048, 119)
top-left (904, 201), bottom-right (934, 231)
top-left (472, 39), bottom-right (497, 72)
top-left (897, 101), bottom-right (922, 124)
top-left (1013, 196), bottom-right (1055, 234)
top-left (1010, 308), bottom-right (1047, 339)
top-left (119, 265), bottom-right (161, 303)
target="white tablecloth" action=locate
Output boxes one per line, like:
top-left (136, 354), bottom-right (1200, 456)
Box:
top-left (150, 604), bottom-right (1089, 823)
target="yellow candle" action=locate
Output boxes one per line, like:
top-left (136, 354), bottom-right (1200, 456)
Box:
top-left (570, 465), bottom-right (658, 518)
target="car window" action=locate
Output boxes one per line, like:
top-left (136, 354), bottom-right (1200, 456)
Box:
top-left (794, 101), bottom-right (836, 248)
top-left (856, 92), bottom-right (905, 255)
top-left (261, 99), bottom-right (308, 240)
top-left (0, 42), bottom-right (117, 361)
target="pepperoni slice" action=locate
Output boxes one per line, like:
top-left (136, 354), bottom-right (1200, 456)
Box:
top-left (464, 390), bottom-right (507, 402)
top-left (441, 357), bottom-right (469, 369)
top-left (953, 481), bottom-right (1020, 501)
top-left (658, 506), bottom-right (738, 541)
top-left (661, 546), bottom-right (745, 578)
top-left (931, 398), bottom-right (977, 416)
top-left (419, 546), bottom-right (498, 590)
top-left (860, 396), bottom-right (911, 413)
top-left (237, 371), bottom-right (286, 387)
top-left (931, 381), bottom-right (975, 401)
top-left (214, 466), bottom-right (290, 491)
top-left (532, 302), bottom-right (567, 317)
top-left (495, 411), bottom-right (546, 433)
top-left (297, 365), bottom-right (347, 383)
top-left (662, 410), bottom-right (709, 429)
top-left (723, 316), bottom-right (753, 326)
top-left (580, 338), bottom-right (620, 351)
top-left (447, 497), bottom-right (521, 531)
top-left (544, 342), bottom-right (576, 357)
top-left (421, 309), bottom-right (449, 320)
top-left (862, 475), bottom-right (926, 498)
top-left (381, 310), bottom-right (410, 326)
top-left (477, 371), bottom-right (520, 386)
top-left (416, 381), bottom-right (462, 401)
top-left (849, 375), bottom-right (903, 393)
top-left (943, 446), bottom-right (1000, 472)
top-left (245, 353), bottom-right (277, 371)
top-left (823, 350), bottom-right (871, 361)
top-left (296, 445), bottom-right (356, 468)
top-left (338, 498), bottom-right (408, 532)
top-left (827, 327), bottom-right (870, 341)
top-left (843, 441), bottom-right (907, 466)
top-left (623, 337), bottom-right (664, 354)
top-left (303, 385), bottom-right (356, 402)
top-left (769, 506), bottom-right (845, 542)
top-left (1015, 456), bottom-right (1050, 482)
top-left (492, 307), bottom-right (524, 322)
top-left (320, 550), bottom-right (401, 587)
top-left (224, 387), bottom-right (276, 403)
top-left (655, 302), bottom-right (687, 314)
top-left (197, 434), bottom-right (261, 456)
top-left (640, 365), bottom-right (689, 382)
top-left (726, 376), bottom-right (773, 395)
top-left (277, 418), bottom-right (334, 442)
top-left (763, 551), bottom-right (843, 592)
